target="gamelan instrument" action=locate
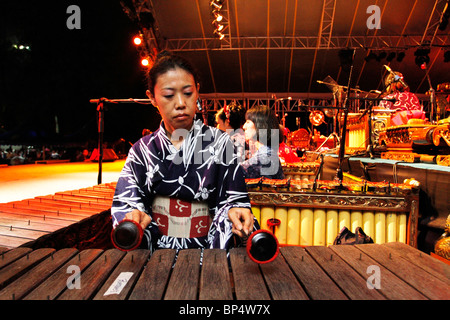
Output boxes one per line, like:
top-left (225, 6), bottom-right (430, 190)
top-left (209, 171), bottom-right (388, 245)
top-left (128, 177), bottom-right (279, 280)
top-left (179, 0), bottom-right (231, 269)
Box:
top-left (0, 183), bottom-right (116, 249)
top-left (378, 118), bottom-right (450, 164)
top-left (1, 243), bottom-right (448, 300)
top-left (246, 177), bottom-right (420, 248)
top-left (288, 128), bottom-right (311, 150)
top-left (344, 113), bottom-right (370, 153)
top-left (282, 161), bottom-right (321, 181)
top-left (309, 110), bottom-right (326, 126)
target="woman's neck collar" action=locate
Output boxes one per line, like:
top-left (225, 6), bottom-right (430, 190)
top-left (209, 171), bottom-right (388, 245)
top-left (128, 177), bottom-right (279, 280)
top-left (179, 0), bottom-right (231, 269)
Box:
top-left (161, 120), bottom-right (197, 149)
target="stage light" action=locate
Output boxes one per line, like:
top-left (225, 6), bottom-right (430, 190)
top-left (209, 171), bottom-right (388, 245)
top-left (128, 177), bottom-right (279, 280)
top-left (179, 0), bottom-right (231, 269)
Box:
top-left (386, 52), bottom-right (396, 62)
top-left (212, 21), bottom-right (224, 32)
top-left (133, 35), bottom-right (143, 46)
top-left (210, 0), bottom-right (226, 40)
top-left (376, 51), bottom-right (387, 61)
top-left (141, 57), bottom-right (150, 67)
top-left (213, 11), bottom-right (223, 22)
top-left (214, 29), bottom-right (225, 40)
top-left (414, 48), bottom-right (430, 67)
top-left (12, 44), bottom-right (31, 51)
top-left (210, 1), bottom-right (222, 10)
top-left (444, 50), bottom-right (450, 63)
top-left (364, 52), bottom-right (377, 62)
top-left (396, 52), bottom-right (405, 62)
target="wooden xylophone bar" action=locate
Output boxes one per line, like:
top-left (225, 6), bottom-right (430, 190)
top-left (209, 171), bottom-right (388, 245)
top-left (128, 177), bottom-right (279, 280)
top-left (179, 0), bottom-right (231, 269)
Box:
top-left (0, 183), bottom-right (116, 249)
top-left (0, 243), bottom-right (449, 300)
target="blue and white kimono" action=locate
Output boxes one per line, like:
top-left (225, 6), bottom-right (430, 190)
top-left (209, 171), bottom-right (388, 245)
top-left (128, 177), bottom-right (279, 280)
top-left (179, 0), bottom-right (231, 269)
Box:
top-left (111, 119), bottom-right (253, 253)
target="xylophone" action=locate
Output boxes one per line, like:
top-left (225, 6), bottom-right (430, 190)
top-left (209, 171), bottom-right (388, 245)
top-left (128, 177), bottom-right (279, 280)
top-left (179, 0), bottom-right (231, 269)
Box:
top-left (246, 177), bottom-right (419, 248)
top-left (0, 243), bottom-right (448, 300)
top-left (345, 113), bottom-right (369, 154)
top-left (281, 161), bottom-right (320, 186)
top-left (0, 183), bottom-right (116, 249)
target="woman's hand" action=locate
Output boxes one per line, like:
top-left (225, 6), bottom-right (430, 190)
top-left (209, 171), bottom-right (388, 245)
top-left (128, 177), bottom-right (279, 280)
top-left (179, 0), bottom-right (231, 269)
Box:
top-left (228, 207), bottom-right (254, 238)
top-left (125, 209), bottom-right (152, 230)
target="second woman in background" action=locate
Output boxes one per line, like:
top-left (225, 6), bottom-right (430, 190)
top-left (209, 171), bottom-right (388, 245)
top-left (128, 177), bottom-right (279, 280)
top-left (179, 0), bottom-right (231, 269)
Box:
top-left (215, 102), bottom-right (246, 163)
top-left (241, 105), bottom-right (284, 179)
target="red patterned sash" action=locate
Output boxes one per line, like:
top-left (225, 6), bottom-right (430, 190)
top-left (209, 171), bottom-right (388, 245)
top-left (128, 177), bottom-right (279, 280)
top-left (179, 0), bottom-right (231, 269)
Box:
top-left (152, 196), bottom-right (211, 238)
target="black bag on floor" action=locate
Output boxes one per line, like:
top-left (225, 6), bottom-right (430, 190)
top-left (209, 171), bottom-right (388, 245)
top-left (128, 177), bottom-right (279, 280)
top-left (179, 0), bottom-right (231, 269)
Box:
top-left (333, 226), bottom-right (374, 245)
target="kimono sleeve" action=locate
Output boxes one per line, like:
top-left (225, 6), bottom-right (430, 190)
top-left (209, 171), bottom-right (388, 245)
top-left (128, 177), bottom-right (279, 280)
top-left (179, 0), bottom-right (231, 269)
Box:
top-left (217, 134), bottom-right (251, 210)
top-left (110, 140), bottom-right (154, 228)
top-left (208, 133), bottom-right (253, 249)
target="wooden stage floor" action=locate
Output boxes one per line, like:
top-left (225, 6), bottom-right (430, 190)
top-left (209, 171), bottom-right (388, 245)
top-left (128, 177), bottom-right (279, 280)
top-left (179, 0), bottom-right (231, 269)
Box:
top-left (0, 160), bottom-right (124, 248)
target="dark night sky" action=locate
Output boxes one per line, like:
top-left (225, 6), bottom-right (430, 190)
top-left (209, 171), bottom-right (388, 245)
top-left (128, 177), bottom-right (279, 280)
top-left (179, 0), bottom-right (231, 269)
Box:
top-left (0, 0), bottom-right (161, 147)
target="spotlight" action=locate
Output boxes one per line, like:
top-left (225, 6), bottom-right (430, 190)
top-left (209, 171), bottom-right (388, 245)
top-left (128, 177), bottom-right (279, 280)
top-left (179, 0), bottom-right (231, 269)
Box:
top-left (444, 50), bottom-right (450, 63)
top-left (364, 52), bottom-right (377, 62)
top-left (210, 0), bottom-right (226, 40)
top-left (133, 35), bottom-right (143, 46)
top-left (376, 51), bottom-right (387, 61)
top-left (396, 52), bottom-right (405, 62)
top-left (386, 52), bottom-right (396, 62)
top-left (414, 48), bottom-right (430, 67)
top-left (212, 20), bottom-right (224, 31)
top-left (210, 1), bottom-right (222, 10)
top-left (214, 29), bottom-right (225, 40)
top-left (141, 57), bottom-right (150, 67)
top-left (213, 11), bottom-right (223, 22)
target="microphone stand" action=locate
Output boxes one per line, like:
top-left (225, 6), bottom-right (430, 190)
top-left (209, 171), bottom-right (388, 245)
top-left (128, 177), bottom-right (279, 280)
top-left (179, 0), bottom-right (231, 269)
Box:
top-left (90, 98), bottom-right (151, 184)
top-left (336, 50), bottom-right (356, 184)
top-left (96, 99), bottom-right (105, 185)
top-left (424, 66), bottom-right (436, 123)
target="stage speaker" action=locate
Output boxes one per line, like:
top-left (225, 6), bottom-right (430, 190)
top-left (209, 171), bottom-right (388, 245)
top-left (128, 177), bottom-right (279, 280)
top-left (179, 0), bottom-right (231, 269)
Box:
top-left (89, 148), bottom-right (118, 162)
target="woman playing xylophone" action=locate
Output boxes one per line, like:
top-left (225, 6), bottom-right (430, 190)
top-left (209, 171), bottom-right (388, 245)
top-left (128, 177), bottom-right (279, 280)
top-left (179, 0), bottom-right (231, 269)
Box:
top-left (111, 51), bottom-right (257, 254)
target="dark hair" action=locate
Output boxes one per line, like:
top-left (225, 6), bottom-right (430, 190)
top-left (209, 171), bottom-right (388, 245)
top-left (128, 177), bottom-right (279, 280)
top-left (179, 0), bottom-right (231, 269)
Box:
top-left (147, 51), bottom-right (199, 96)
top-left (216, 102), bottom-right (246, 130)
top-left (245, 105), bottom-right (280, 146)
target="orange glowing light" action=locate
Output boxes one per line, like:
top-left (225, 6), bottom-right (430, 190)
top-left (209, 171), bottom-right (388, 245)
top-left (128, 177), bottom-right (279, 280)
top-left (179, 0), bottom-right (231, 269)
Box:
top-left (141, 58), bottom-right (150, 67)
top-left (133, 36), bottom-right (143, 46)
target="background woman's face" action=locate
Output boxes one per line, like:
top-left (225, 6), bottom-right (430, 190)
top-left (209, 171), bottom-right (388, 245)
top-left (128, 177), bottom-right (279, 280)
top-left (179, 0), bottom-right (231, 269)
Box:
top-left (243, 119), bottom-right (257, 142)
top-left (148, 67), bottom-right (199, 135)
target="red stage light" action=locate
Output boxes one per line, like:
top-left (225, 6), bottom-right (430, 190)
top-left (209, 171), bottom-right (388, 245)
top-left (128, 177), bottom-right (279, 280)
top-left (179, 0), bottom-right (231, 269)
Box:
top-left (141, 58), bottom-right (150, 67)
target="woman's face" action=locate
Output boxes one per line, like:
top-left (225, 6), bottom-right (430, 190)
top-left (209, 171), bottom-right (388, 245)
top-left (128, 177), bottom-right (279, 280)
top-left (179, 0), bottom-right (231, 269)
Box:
top-left (243, 119), bottom-right (257, 142)
top-left (147, 67), bottom-right (199, 135)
